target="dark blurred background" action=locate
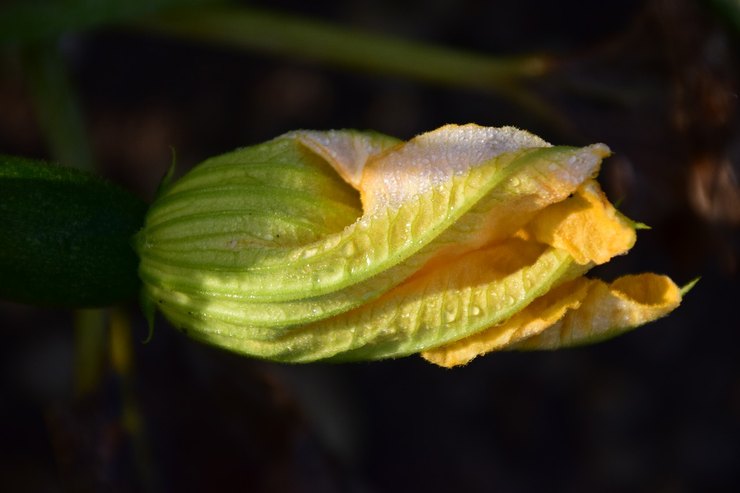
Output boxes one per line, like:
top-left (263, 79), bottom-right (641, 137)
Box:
top-left (1, 0), bottom-right (739, 491)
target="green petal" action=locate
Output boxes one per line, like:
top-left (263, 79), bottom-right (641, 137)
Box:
top-left (163, 241), bottom-right (583, 362)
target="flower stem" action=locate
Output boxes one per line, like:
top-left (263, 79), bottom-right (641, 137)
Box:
top-left (132, 5), bottom-right (572, 131)
top-left (133, 6), bottom-right (556, 97)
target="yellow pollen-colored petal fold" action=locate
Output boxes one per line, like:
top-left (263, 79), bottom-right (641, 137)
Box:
top-left (510, 273), bottom-right (682, 350)
top-left (423, 273), bottom-right (682, 367)
top-left (526, 180), bottom-right (636, 265)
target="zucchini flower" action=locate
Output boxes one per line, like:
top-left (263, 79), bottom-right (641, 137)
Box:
top-left (135, 124), bottom-right (687, 366)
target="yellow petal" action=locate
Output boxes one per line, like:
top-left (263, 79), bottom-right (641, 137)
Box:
top-left (423, 273), bottom-right (682, 367)
top-left (510, 273), bottom-right (681, 350)
top-left (421, 277), bottom-right (591, 367)
top-left (527, 180), bottom-right (636, 264)
top-left (418, 143), bottom-right (610, 269)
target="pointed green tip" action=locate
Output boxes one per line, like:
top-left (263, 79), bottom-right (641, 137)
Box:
top-left (140, 291), bottom-right (156, 344)
top-left (613, 204), bottom-right (650, 231)
top-left (680, 277), bottom-right (700, 297)
top-left (633, 221), bottom-right (651, 230)
top-left (155, 148), bottom-right (178, 197)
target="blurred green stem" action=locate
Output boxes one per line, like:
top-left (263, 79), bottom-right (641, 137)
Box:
top-left (705, 0), bottom-right (740, 35)
top-left (137, 6), bottom-right (550, 87)
top-left (21, 41), bottom-right (93, 171)
top-left (73, 308), bottom-right (108, 396)
top-left (134, 6), bottom-right (569, 129)
top-left (111, 307), bottom-right (159, 492)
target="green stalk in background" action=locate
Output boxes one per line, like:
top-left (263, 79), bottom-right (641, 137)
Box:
top-left (0, 1), bottom-right (565, 129)
top-left (135, 5), bottom-right (550, 90)
top-left (0, 0), bottom-right (221, 43)
top-left (133, 6), bottom-right (566, 128)
top-left (21, 42), bottom-right (93, 171)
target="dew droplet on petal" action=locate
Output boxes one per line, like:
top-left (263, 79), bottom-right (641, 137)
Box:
top-left (343, 242), bottom-right (355, 257)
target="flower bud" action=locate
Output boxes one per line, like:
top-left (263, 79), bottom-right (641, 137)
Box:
top-left (135, 124), bottom-right (685, 365)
